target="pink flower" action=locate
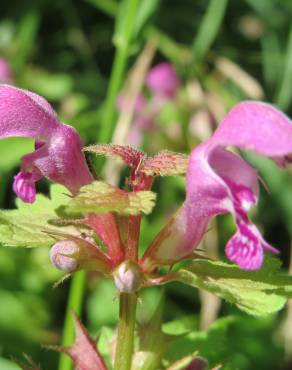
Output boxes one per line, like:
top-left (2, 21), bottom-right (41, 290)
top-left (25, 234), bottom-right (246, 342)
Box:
top-left (0, 84), bottom-right (93, 203)
top-left (142, 102), bottom-right (292, 270)
top-left (146, 62), bottom-right (179, 98)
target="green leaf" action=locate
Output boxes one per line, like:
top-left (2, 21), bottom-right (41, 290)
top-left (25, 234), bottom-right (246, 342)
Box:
top-left (164, 317), bottom-right (233, 366)
top-left (134, 0), bottom-right (160, 37)
top-left (20, 66), bottom-right (73, 101)
top-left (276, 25), bottom-right (292, 109)
top-left (244, 152), bottom-right (292, 233)
top-left (162, 315), bottom-right (198, 336)
top-left (192, 0), bottom-right (228, 60)
top-left (86, 0), bottom-right (118, 17)
top-left (0, 185), bottom-right (71, 248)
top-left (0, 357), bottom-right (21, 370)
top-left (175, 257), bottom-right (292, 316)
top-left (64, 181), bottom-right (156, 216)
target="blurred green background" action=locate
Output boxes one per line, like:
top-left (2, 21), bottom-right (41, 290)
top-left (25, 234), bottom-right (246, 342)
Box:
top-left (0, 0), bottom-right (292, 369)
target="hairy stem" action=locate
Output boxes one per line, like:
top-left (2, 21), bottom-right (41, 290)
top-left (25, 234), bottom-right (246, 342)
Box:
top-left (114, 293), bottom-right (137, 370)
top-left (58, 270), bottom-right (86, 370)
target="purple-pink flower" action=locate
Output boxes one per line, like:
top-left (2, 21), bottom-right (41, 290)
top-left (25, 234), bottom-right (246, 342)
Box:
top-left (142, 101), bottom-right (292, 270)
top-left (146, 62), bottom-right (179, 98)
top-left (0, 84), bottom-right (93, 203)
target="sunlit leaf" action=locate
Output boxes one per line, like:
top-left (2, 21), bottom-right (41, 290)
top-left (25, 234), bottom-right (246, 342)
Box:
top-left (0, 185), bottom-right (71, 248)
top-left (175, 257), bottom-right (292, 315)
top-left (64, 181), bottom-right (156, 215)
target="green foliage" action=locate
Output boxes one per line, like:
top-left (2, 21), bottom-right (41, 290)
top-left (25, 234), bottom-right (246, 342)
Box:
top-left (0, 138), bottom-right (33, 173)
top-left (1, 0), bottom-right (292, 369)
top-left (0, 185), bottom-right (70, 248)
top-left (0, 357), bottom-right (20, 370)
top-left (192, 0), bottom-right (228, 60)
top-left (176, 257), bottom-right (292, 316)
top-left (244, 152), bottom-right (292, 233)
top-left (164, 316), bottom-right (233, 368)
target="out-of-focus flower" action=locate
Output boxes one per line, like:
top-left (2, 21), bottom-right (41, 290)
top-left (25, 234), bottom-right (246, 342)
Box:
top-left (142, 101), bottom-right (292, 270)
top-left (116, 93), bottom-right (153, 146)
top-left (146, 62), bottom-right (179, 98)
top-left (0, 58), bottom-right (13, 84)
top-left (0, 84), bottom-right (93, 203)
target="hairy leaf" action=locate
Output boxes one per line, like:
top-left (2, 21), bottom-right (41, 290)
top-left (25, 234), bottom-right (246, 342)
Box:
top-left (140, 151), bottom-right (189, 176)
top-left (64, 181), bottom-right (156, 215)
top-left (84, 145), bottom-right (189, 177)
top-left (175, 257), bottom-right (292, 315)
top-left (84, 144), bottom-right (144, 168)
top-left (0, 185), bottom-right (72, 248)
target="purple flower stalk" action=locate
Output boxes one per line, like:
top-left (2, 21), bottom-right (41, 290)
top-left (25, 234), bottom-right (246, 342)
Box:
top-left (0, 58), bottom-right (13, 84)
top-left (143, 101), bottom-right (292, 270)
top-left (0, 84), bottom-right (93, 203)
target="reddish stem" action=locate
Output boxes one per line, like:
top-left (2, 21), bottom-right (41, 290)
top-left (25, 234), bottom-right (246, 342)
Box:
top-left (126, 215), bottom-right (141, 261)
top-left (84, 212), bottom-right (124, 264)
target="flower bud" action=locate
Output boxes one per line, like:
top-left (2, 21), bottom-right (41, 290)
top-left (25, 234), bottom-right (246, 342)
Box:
top-left (50, 240), bottom-right (79, 272)
top-left (113, 261), bottom-right (144, 293)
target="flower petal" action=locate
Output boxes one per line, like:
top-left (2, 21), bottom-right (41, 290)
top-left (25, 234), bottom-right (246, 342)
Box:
top-left (212, 101), bottom-right (292, 160)
top-left (0, 84), bottom-right (58, 139)
top-left (225, 223), bottom-right (264, 270)
top-left (0, 85), bottom-right (93, 200)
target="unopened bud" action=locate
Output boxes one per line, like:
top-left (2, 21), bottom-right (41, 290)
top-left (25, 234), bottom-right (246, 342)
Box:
top-left (113, 261), bottom-right (144, 293)
top-left (50, 240), bottom-right (79, 272)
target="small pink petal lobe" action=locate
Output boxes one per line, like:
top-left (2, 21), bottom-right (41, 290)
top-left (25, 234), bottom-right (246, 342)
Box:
top-left (226, 223), bottom-right (264, 270)
top-left (13, 171), bottom-right (36, 203)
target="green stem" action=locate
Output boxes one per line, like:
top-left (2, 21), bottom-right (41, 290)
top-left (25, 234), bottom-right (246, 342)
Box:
top-left (114, 293), bottom-right (138, 370)
top-left (98, 0), bottom-right (139, 145)
top-left (58, 270), bottom-right (86, 370)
